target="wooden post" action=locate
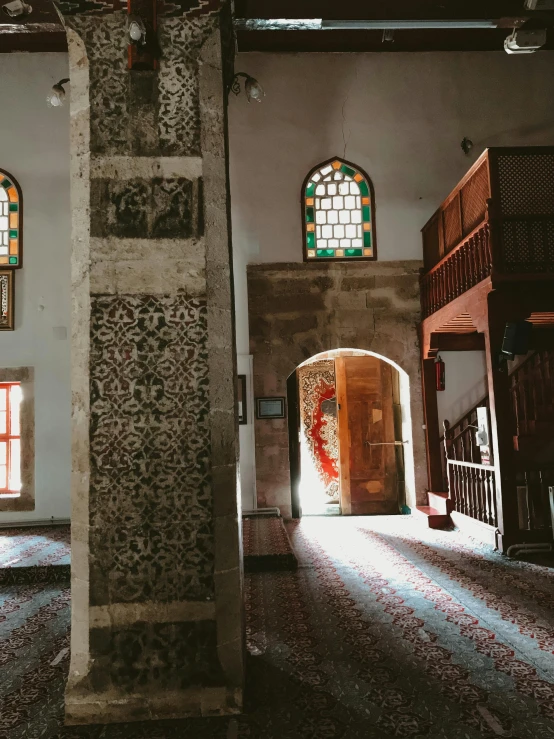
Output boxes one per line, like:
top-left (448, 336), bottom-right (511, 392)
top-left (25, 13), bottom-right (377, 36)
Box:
top-left (483, 291), bottom-right (521, 552)
top-left (421, 356), bottom-right (444, 494)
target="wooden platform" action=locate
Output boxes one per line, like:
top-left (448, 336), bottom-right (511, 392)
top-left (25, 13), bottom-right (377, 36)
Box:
top-left (243, 516), bottom-right (298, 573)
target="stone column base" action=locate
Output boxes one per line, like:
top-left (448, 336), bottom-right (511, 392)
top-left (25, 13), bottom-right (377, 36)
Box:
top-left (65, 684), bottom-right (242, 725)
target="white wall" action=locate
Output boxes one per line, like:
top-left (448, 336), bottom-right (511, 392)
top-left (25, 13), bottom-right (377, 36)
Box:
top-left (436, 351), bottom-right (488, 432)
top-left (232, 186), bottom-right (257, 510)
top-left (229, 51), bottom-right (554, 264)
top-left (0, 54), bottom-right (71, 522)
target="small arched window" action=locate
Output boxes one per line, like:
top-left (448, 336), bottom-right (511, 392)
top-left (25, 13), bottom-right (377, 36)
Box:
top-left (303, 158), bottom-right (376, 261)
top-left (0, 170), bottom-right (21, 268)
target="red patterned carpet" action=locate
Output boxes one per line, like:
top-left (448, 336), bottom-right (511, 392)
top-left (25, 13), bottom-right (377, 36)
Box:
top-left (1, 516), bottom-right (554, 738)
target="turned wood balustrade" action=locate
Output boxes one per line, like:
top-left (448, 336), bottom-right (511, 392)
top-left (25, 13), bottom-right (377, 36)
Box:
top-left (447, 459), bottom-right (497, 527)
top-left (421, 223), bottom-right (492, 318)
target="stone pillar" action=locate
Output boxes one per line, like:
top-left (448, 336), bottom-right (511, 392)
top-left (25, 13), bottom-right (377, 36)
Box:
top-left (64, 4), bottom-right (243, 724)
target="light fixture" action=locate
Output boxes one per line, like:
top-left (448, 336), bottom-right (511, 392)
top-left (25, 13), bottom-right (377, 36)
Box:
top-left (504, 27), bottom-right (546, 53)
top-left (235, 18), bottom-right (503, 31)
top-left (231, 72), bottom-right (265, 103)
top-left (1, 0), bottom-right (32, 17)
top-left (461, 137), bottom-right (474, 155)
top-left (46, 78), bottom-right (69, 108)
top-left (127, 14), bottom-right (146, 46)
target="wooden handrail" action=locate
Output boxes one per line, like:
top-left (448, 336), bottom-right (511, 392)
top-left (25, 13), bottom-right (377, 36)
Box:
top-left (447, 459), bottom-right (496, 472)
top-left (421, 218), bottom-right (488, 279)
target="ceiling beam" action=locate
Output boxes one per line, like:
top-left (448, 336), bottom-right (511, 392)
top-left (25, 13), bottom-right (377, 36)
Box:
top-left (236, 28), bottom-right (554, 53)
top-left (234, 0), bottom-right (531, 22)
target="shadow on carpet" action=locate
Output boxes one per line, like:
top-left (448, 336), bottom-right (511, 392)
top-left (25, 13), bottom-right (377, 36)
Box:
top-left (243, 516), bottom-right (298, 573)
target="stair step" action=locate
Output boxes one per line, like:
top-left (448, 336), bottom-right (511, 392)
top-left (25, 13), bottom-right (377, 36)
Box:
top-left (414, 505), bottom-right (451, 530)
top-left (428, 492), bottom-right (454, 514)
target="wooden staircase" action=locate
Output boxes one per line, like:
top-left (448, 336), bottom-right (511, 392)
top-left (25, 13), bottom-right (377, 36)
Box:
top-left (415, 348), bottom-right (554, 532)
top-left (414, 492), bottom-right (452, 529)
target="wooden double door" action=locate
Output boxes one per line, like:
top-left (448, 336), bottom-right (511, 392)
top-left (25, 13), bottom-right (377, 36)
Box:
top-left (335, 355), bottom-right (400, 515)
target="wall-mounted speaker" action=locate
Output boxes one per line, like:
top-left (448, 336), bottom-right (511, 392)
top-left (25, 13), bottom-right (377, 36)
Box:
top-left (501, 321), bottom-right (533, 360)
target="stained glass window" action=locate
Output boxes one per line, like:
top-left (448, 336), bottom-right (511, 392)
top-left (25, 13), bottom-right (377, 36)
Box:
top-left (0, 383), bottom-right (22, 493)
top-left (303, 158), bottom-right (376, 261)
top-left (0, 171), bottom-right (21, 268)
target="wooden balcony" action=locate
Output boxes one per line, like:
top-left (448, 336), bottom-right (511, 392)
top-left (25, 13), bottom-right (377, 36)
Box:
top-left (421, 147), bottom-right (554, 319)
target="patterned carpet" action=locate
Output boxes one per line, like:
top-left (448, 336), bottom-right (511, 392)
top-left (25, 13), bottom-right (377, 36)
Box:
top-left (0, 526), bottom-right (71, 585)
top-left (242, 516), bottom-right (298, 572)
top-left (1, 516), bottom-right (554, 738)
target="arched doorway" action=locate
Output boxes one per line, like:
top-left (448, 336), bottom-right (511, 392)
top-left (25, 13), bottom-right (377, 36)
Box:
top-left (287, 349), bottom-right (416, 517)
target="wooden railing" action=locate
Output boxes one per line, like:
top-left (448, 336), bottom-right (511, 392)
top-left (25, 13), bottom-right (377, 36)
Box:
top-left (441, 395), bottom-right (489, 490)
top-left (420, 222), bottom-right (492, 319)
top-left (515, 469), bottom-right (553, 535)
top-left (510, 349), bottom-right (554, 439)
top-left (447, 459), bottom-right (497, 527)
top-left (420, 148), bottom-right (554, 319)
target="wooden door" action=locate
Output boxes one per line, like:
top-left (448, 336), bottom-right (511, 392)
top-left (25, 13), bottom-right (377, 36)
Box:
top-left (336, 356), bottom-right (398, 515)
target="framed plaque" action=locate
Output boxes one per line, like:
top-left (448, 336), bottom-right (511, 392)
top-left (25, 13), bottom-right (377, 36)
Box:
top-left (256, 397), bottom-right (286, 420)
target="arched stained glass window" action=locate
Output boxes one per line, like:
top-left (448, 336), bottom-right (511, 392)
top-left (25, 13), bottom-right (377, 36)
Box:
top-left (0, 171), bottom-right (21, 268)
top-left (303, 158), bottom-right (376, 261)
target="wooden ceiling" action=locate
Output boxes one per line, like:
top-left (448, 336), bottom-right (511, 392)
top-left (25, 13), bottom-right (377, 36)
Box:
top-left (234, 0), bottom-right (554, 53)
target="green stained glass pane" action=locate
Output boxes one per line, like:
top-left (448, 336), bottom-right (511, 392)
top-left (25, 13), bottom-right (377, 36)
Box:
top-left (306, 207), bottom-right (314, 223)
top-left (359, 180), bottom-right (369, 196)
top-left (340, 164), bottom-right (355, 177)
top-left (9, 257), bottom-right (17, 265)
top-left (1, 179), bottom-right (12, 189)
top-left (9, 230), bottom-right (17, 239)
top-left (317, 249), bottom-right (334, 258)
top-left (362, 206), bottom-right (371, 221)
top-left (306, 182), bottom-right (315, 197)
top-left (345, 248), bottom-right (363, 257)
top-left (9, 204), bottom-right (18, 212)
top-left (307, 232), bottom-right (315, 249)
top-left (364, 231), bottom-right (372, 248)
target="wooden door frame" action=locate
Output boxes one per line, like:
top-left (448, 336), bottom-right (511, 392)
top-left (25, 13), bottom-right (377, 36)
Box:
top-left (286, 370), bottom-right (302, 519)
top-left (335, 357), bottom-right (351, 514)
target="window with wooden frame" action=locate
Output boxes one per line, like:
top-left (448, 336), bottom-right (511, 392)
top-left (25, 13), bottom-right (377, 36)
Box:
top-left (303, 157), bottom-right (377, 262)
top-left (0, 382), bottom-right (22, 494)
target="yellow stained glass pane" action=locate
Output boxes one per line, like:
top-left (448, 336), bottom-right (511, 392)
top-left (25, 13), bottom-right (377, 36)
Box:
top-left (9, 213), bottom-right (17, 228)
top-left (7, 188), bottom-right (17, 203)
top-left (363, 222), bottom-right (371, 231)
top-left (0, 257), bottom-right (8, 264)
top-left (364, 249), bottom-right (373, 256)
top-left (306, 223), bottom-right (315, 232)
top-left (306, 197), bottom-right (314, 206)
top-left (362, 197), bottom-right (370, 205)
top-left (9, 240), bottom-right (17, 255)
top-left (335, 249), bottom-right (344, 257)
top-left (332, 160), bottom-right (341, 170)
top-left (307, 250), bottom-right (316, 258)
top-left (354, 173), bottom-right (363, 182)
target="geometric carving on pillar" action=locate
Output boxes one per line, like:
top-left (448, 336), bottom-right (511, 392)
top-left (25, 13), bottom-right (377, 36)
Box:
top-left (89, 294), bottom-right (212, 606)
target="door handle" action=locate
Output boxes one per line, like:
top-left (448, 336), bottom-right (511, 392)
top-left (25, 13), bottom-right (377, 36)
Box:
top-left (364, 441), bottom-right (409, 446)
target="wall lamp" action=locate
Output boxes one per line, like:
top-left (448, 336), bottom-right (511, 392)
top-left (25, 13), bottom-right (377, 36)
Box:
top-left (47, 78), bottom-right (69, 108)
top-left (231, 72), bottom-right (265, 103)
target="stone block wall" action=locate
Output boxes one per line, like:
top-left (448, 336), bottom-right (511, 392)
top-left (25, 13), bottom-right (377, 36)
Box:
top-left (64, 4), bottom-right (243, 724)
top-left (248, 261), bottom-right (426, 518)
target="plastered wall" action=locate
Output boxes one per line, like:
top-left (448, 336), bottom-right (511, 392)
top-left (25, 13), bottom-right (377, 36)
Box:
top-left (0, 53), bottom-right (71, 522)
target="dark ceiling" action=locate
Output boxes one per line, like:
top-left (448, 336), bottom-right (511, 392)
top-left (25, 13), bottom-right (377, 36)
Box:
top-left (0, 0), bottom-right (553, 53)
top-left (234, 0), bottom-right (554, 53)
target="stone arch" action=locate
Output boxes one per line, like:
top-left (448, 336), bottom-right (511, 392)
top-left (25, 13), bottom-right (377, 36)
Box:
top-left (294, 348), bottom-right (417, 514)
